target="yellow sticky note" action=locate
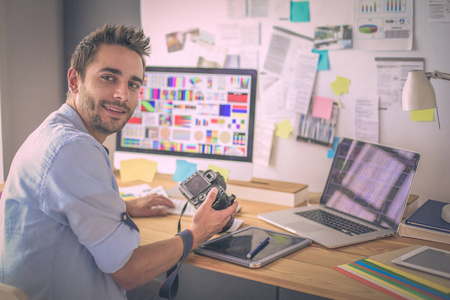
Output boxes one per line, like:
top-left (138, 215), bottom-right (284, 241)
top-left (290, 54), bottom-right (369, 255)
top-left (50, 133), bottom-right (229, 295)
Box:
top-left (275, 120), bottom-right (293, 138)
top-left (331, 76), bottom-right (350, 96)
top-left (411, 109), bottom-right (434, 121)
top-left (120, 158), bottom-right (157, 182)
top-left (207, 164), bottom-right (230, 181)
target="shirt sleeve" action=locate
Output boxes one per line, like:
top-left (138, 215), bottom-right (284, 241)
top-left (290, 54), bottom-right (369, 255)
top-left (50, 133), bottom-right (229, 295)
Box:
top-left (40, 138), bottom-right (140, 273)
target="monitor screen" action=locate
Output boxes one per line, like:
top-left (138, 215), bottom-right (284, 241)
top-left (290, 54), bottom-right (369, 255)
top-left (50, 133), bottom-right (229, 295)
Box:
top-left (114, 66), bottom-right (257, 181)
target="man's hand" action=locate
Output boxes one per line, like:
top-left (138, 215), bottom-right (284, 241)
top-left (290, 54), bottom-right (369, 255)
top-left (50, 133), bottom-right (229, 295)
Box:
top-left (125, 194), bottom-right (175, 217)
top-left (189, 188), bottom-right (238, 249)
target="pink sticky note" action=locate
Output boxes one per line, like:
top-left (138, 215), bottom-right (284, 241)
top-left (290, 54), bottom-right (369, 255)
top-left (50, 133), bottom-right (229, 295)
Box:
top-left (311, 96), bottom-right (334, 119)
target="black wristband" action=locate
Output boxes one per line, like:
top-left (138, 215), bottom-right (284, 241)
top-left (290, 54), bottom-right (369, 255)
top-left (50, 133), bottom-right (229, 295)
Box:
top-left (159, 229), bottom-right (194, 299)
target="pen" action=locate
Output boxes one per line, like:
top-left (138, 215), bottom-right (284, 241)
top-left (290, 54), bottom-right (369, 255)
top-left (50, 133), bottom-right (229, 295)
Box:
top-left (247, 237), bottom-right (270, 259)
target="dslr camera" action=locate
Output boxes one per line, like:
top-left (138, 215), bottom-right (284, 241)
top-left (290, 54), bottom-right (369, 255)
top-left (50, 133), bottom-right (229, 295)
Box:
top-left (179, 170), bottom-right (236, 231)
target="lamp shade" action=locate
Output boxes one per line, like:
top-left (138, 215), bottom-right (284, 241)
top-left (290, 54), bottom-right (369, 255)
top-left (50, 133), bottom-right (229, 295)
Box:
top-left (402, 70), bottom-right (437, 111)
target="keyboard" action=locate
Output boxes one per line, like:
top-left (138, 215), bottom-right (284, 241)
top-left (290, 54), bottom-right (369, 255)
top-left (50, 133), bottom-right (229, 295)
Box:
top-left (295, 209), bottom-right (377, 236)
top-left (166, 198), bottom-right (242, 217)
top-left (167, 198), bottom-right (197, 216)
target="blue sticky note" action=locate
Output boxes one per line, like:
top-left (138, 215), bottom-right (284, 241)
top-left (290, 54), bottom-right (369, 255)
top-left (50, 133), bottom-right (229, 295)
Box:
top-left (327, 137), bottom-right (340, 159)
top-left (312, 49), bottom-right (329, 71)
top-left (172, 160), bottom-right (197, 182)
top-left (291, 1), bottom-right (310, 22)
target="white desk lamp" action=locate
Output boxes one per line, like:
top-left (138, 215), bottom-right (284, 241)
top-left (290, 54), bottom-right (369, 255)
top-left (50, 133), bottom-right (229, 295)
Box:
top-left (403, 70), bottom-right (450, 223)
top-left (402, 70), bottom-right (450, 129)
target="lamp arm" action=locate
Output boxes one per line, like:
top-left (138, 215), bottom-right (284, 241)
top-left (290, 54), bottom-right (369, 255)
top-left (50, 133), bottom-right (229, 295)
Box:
top-left (430, 70), bottom-right (450, 81)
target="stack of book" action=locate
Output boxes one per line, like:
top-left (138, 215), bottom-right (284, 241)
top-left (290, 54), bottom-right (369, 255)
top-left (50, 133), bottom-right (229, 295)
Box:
top-left (398, 199), bottom-right (450, 244)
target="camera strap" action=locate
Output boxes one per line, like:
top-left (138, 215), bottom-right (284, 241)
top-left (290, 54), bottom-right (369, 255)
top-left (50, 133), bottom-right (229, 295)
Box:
top-left (159, 228), bottom-right (193, 299)
top-left (159, 202), bottom-right (191, 299)
top-left (177, 201), bottom-right (189, 233)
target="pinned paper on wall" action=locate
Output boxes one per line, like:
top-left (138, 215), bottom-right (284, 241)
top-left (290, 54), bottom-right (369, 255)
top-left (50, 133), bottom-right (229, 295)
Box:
top-left (275, 120), bottom-right (294, 138)
top-left (311, 96), bottom-right (334, 119)
top-left (331, 76), bottom-right (350, 96)
top-left (290, 1), bottom-right (310, 22)
top-left (312, 49), bottom-right (329, 70)
top-left (120, 158), bottom-right (157, 183)
top-left (411, 109), bottom-right (434, 121)
top-left (207, 164), bottom-right (230, 180)
top-left (173, 160), bottom-right (197, 182)
top-left (253, 121), bottom-right (275, 167)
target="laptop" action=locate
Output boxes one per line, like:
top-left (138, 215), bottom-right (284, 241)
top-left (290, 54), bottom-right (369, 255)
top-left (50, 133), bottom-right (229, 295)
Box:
top-left (258, 138), bottom-right (421, 248)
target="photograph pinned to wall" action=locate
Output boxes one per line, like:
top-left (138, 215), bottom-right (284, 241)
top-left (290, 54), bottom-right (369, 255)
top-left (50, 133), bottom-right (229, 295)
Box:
top-left (165, 28), bottom-right (216, 54)
top-left (313, 25), bottom-right (353, 50)
top-left (297, 103), bottom-right (339, 148)
top-left (165, 31), bottom-right (185, 53)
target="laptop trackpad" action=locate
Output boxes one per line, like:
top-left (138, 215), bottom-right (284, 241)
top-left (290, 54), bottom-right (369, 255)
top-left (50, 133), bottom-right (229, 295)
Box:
top-left (287, 220), bottom-right (324, 233)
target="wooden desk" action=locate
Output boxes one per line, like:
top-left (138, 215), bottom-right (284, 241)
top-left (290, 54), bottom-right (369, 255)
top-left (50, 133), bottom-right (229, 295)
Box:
top-left (119, 173), bottom-right (449, 300)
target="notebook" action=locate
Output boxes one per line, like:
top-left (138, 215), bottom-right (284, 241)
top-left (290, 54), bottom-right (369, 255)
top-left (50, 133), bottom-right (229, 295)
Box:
top-left (258, 138), bottom-right (421, 248)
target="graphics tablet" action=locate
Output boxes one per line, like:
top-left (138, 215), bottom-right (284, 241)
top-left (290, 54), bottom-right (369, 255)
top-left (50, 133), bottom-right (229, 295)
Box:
top-left (194, 226), bottom-right (312, 268)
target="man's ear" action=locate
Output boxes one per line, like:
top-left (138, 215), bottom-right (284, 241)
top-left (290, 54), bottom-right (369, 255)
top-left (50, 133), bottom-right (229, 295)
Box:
top-left (67, 68), bottom-right (79, 94)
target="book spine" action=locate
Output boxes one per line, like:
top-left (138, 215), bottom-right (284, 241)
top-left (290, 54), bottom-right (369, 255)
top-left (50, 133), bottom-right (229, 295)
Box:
top-left (405, 220), bottom-right (450, 234)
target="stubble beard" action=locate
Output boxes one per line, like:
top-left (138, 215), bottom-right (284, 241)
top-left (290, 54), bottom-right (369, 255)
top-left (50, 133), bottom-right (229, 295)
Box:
top-left (79, 86), bottom-right (134, 136)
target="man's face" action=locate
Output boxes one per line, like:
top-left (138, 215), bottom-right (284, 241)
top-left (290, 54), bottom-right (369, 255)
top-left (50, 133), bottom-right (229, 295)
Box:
top-left (72, 44), bottom-right (144, 141)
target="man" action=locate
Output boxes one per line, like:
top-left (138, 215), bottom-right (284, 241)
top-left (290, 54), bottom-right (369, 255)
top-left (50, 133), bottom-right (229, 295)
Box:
top-left (0, 24), bottom-right (238, 300)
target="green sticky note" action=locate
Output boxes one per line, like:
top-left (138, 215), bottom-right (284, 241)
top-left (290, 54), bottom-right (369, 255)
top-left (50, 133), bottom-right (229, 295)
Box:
top-left (291, 1), bottom-right (310, 22)
top-left (411, 109), bottom-right (434, 121)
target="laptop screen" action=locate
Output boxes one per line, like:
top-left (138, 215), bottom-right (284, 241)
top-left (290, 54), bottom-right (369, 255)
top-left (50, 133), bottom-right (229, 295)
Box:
top-left (322, 138), bottom-right (420, 229)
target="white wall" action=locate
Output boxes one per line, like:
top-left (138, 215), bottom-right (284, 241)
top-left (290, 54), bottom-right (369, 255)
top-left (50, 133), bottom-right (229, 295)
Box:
top-left (140, 0), bottom-right (450, 204)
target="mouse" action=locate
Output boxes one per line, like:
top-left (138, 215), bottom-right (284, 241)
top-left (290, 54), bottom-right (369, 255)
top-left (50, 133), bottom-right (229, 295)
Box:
top-left (441, 203), bottom-right (450, 223)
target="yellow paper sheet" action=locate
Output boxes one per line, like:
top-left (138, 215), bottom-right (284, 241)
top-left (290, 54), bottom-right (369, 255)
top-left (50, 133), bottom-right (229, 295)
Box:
top-left (120, 158), bottom-right (157, 182)
top-left (331, 76), bottom-right (350, 96)
top-left (275, 120), bottom-right (293, 138)
top-left (207, 164), bottom-right (230, 181)
top-left (411, 109), bottom-right (434, 121)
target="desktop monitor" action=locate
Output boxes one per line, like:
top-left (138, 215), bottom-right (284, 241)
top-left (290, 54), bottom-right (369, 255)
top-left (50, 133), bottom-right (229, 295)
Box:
top-left (114, 66), bottom-right (257, 181)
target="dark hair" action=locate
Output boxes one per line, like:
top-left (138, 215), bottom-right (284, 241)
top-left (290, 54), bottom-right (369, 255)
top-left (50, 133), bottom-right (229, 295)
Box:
top-left (70, 23), bottom-right (151, 81)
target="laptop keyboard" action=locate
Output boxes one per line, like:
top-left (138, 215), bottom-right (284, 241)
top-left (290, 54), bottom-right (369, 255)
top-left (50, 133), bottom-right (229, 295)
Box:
top-left (296, 209), bottom-right (377, 236)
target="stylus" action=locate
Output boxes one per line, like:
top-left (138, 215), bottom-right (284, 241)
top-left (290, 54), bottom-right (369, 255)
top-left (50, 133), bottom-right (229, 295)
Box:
top-left (247, 237), bottom-right (270, 259)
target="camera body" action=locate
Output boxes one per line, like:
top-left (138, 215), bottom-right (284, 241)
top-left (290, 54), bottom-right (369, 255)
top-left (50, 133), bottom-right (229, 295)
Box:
top-left (179, 170), bottom-right (236, 210)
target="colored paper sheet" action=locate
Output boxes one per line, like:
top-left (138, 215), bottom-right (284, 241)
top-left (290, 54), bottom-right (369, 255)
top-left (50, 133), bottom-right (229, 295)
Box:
top-left (331, 76), bottom-right (350, 96)
top-left (334, 258), bottom-right (450, 300)
top-left (120, 158), bottom-right (157, 183)
top-left (411, 109), bottom-right (434, 121)
top-left (312, 49), bottom-right (329, 70)
top-left (207, 164), bottom-right (230, 181)
top-left (312, 96), bottom-right (334, 119)
top-left (327, 137), bottom-right (340, 159)
top-left (275, 120), bottom-right (293, 138)
top-left (290, 1), bottom-right (310, 22)
top-left (172, 160), bottom-right (197, 182)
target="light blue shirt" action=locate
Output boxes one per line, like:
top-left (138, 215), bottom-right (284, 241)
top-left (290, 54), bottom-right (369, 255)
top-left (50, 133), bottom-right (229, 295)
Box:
top-left (0, 104), bottom-right (141, 300)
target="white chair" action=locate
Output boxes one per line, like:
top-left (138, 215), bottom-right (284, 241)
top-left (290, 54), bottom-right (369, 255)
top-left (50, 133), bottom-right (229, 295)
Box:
top-left (0, 283), bottom-right (29, 300)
